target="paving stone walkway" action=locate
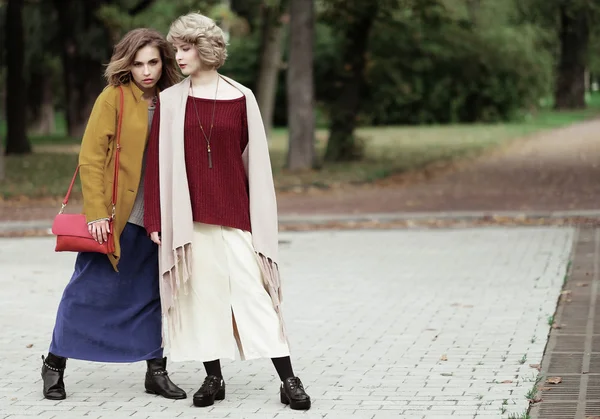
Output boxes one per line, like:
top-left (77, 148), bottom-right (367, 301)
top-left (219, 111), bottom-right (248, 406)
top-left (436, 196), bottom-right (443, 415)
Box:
top-left (0, 227), bottom-right (574, 418)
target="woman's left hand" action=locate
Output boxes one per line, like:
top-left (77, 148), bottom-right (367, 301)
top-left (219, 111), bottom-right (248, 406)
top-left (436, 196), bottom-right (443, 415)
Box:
top-left (88, 219), bottom-right (111, 244)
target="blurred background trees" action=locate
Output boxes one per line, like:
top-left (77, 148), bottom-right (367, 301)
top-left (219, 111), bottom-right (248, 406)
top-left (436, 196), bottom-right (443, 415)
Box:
top-left (2, 0), bottom-right (600, 171)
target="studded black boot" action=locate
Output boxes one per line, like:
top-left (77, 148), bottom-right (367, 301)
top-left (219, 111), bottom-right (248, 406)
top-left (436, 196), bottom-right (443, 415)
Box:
top-left (193, 375), bottom-right (226, 407)
top-left (41, 353), bottom-right (66, 400)
top-left (280, 377), bottom-right (311, 410)
top-left (144, 357), bottom-right (187, 399)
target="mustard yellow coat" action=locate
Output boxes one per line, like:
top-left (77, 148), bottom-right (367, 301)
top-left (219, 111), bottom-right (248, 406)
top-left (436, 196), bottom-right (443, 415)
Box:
top-left (79, 82), bottom-right (151, 270)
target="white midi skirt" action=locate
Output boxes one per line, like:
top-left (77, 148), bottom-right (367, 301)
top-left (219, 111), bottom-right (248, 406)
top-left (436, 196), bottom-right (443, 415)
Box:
top-left (168, 222), bottom-right (290, 362)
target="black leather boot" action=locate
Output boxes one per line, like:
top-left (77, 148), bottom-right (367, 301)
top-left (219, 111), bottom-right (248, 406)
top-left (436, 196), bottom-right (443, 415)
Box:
top-left (41, 354), bottom-right (66, 400)
top-left (144, 357), bottom-right (187, 399)
top-left (280, 377), bottom-right (311, 410)
top-left (193, 375), bottom-right (225, 407)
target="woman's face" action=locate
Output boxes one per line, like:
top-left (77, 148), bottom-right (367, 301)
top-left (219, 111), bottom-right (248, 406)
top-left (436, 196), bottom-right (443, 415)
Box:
top-left (130, 45), bottom-right (163, 90)
top-left (173, 42), bottom-right (202, 76)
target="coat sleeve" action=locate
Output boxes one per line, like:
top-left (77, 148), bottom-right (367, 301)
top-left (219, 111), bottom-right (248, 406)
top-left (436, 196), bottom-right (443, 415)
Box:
top-left (144, 100), bottom-right (162, 234)
top-left (79, 91), bottom-right (116, 223)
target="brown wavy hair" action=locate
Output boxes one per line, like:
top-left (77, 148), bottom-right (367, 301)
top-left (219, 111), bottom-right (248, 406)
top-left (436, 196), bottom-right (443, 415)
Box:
top-left (104, 28), bottom-right (181, 91)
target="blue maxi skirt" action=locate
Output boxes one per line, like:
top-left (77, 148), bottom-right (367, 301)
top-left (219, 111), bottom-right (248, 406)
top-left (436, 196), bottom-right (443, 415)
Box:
top-left (49, 223), bottom-right (163, 362)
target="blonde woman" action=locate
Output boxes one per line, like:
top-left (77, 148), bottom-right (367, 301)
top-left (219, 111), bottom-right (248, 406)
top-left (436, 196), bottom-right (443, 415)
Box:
top-left (144, 13), bottom-right (311, 410)
top-left (42, 29), bottom-right (186, 401)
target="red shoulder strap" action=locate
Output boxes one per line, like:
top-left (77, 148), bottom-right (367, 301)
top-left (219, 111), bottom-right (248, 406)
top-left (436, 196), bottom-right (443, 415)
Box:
top-left (61, 86), bottom-right (124, 218)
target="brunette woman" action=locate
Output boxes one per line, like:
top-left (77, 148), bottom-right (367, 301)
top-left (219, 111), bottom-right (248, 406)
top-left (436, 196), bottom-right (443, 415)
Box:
top-left (42, 28), bottom-right (186, 401)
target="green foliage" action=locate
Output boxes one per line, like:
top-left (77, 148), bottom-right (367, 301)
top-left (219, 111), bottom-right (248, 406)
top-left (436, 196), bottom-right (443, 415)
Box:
top-left (216, 0), bottom-right (556, 126)
top-left (97, 0), bottom-right (222, 37)
top-left (517, 0), bottom-right (600, 75)
top-left (220, 29), bottom-right (261, 88)
top-left (0, 0), bottom-right (588, 133)
top-left (320, 0), bottom-right (554, 124)
top-left (364, 19), bottom-right (552, 124)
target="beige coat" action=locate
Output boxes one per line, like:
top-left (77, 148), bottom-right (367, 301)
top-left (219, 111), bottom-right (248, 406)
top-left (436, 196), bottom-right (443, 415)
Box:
top-left (149, 76), bottom-right (285, 339)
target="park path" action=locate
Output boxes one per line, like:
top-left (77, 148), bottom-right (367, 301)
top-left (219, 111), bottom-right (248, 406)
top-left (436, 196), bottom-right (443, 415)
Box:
top-left (2, 119), bottom-right (600, 224)
top-left (278, 119), bottom-right (600, 215)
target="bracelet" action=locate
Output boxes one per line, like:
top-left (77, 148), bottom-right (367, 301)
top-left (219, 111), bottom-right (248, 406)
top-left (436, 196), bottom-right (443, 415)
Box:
top-left (87, 218), bottom-right (110, 225)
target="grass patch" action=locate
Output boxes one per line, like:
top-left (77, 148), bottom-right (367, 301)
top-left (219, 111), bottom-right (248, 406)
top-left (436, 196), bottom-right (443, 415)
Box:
top-left (2, 97), bottom-right (600, 200)
top-left (1, 153), bottom-right (79, 199)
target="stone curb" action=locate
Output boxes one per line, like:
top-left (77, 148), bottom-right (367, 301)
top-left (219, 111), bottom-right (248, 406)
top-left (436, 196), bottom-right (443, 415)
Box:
top-left (278, 209), bottom-right (600, 224)
top-left (2, 209), bottom-right (600, 235)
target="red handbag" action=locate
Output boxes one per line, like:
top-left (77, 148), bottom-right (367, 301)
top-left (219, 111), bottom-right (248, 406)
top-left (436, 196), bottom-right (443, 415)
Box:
top-left (52, 86), bottom-right (124, 254)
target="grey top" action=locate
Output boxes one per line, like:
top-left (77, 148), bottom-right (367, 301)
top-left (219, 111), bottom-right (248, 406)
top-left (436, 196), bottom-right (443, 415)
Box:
top-left (127, 104), bottom-right (155, 228)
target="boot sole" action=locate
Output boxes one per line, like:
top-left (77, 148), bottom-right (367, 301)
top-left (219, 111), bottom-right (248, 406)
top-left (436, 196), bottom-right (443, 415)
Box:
top-left (44, 394), bottom-right (66, 401)
top-left (193, 389), bottom-right (225, 407)
top-left (281, 392), bottom-right (311, 410)
top-left (290, 400), bottom-right (311, 410)
top-left (145, 388), bottom-right (187, 400)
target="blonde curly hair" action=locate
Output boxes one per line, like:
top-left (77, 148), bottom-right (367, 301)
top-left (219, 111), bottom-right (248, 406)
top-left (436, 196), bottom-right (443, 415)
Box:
top-left (167, 12), bottom-right (228, 70)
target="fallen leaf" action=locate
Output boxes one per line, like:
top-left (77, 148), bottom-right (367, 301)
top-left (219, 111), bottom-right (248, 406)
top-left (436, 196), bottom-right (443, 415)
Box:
top-left (440, 373), bottom-right (453, 377)
top-left (501, 380), bottom-right (513, 384)
top-left (552, 323), bottom-right (563, 329)
top-left (25, 344), bottom-right (33, 348)
top-left (529, 364), bottom-right (541, 371)
top-left (547, 377), bottom-right (562, 384)
top-left (441, 355), bottom-right (448, 361)
top-left (577, 282), bottom-right (589, 287)
top-left (538, 387), bottom-right (552, 391)
top-left (561, 290), bottom-right (572, 295)
top-left (529, 397), bottom-right (542, 404)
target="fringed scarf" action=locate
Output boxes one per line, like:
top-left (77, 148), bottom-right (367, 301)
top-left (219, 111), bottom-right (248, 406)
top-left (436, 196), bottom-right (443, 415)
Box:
top-left (156, 75), bottom-right (286, 343)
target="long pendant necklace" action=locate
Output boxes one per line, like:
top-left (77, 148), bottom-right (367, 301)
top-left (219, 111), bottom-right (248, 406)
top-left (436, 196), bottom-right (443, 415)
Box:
top-left (190, 76), bottom-right (220, 169)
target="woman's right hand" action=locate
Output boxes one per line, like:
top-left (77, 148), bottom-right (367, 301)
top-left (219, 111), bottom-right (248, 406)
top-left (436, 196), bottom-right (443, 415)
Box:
top-left (88, 219), bottom-right (111, 244)
top-left (150, 232), bottom-right (161, 245)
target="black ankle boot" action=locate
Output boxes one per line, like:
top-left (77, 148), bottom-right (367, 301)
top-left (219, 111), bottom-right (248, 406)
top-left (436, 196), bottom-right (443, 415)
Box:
top-left (193, 375), bottom-right (225, 407)
top-left (144, 357), bottom-right (187, 400)
top-left (41, 354), bottom-right (66, 400)
top-left (280, 377), bottom-right (311, 410)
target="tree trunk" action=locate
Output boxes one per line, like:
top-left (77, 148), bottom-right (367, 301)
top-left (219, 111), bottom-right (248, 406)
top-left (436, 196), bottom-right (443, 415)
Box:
top-left (466, 0), bottom-right (480, 25)
top-left (28, 76), bottom-right (56, 135)
top-left (0, 139), bottom-right (4, 180)
top-left (554, 3), bottom-right (589, 110)
top-left (5, 0), bottom-right (31, 155)
top-left (220, 0), bottom-right (232, 42)
top-left (54, 0), bottom-right (107, 138)
top-left (256, 1), bottom-right (288, 139)
top-left (324, 4), bottom-right (378, 162)
top-left (286, 0), bottom-right (315, 171)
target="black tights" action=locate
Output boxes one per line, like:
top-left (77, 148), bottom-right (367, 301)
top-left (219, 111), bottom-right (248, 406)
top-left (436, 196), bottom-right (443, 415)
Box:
top-left (203, 356), bottom-right (294, 382)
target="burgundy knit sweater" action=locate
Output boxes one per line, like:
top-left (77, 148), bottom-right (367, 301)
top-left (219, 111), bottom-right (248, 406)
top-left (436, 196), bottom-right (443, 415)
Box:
top-left (144, 96), bottom-right (251, 234)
